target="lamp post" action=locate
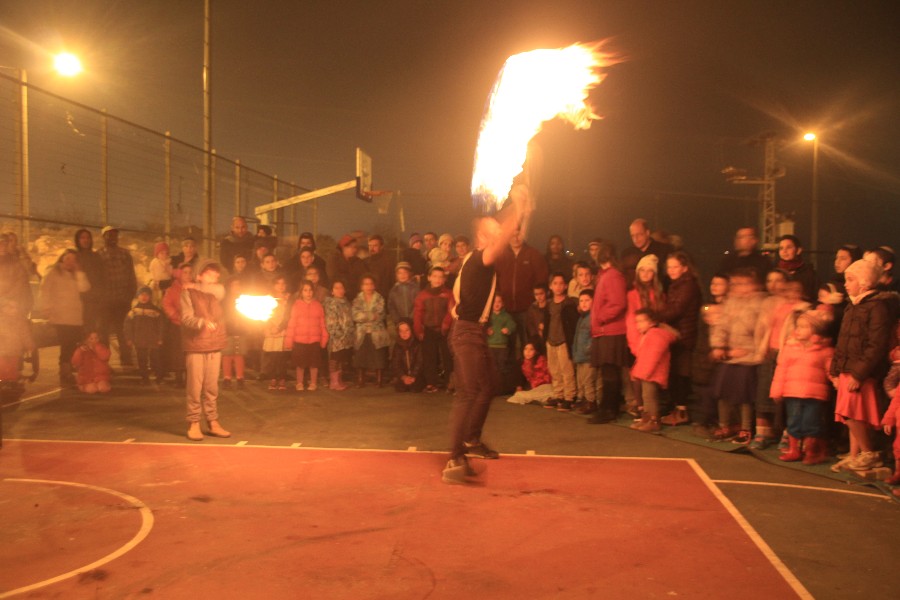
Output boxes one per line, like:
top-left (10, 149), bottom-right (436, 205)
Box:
top-left (803, 132), bottom-right (819, 271)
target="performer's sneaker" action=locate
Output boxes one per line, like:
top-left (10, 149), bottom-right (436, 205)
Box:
top-left (442, 457), bottom-right (479, 484)
top-left (464, 441), bottom-right (500, 459)
top-left (556, 399), bottom-right (574, 412)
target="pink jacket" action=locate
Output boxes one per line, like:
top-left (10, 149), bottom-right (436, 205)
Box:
top-left (284, 299), bottom-right (329, 348)
top-left (883, 386), bottom-right (900, 428)
top-left (769, 336), bottom-right (834, 401)
top-left (591, 267), bottom-right (627, 337)
top-left (631, 325), bottom-right (677, 388)
top-left (626, 287), bottom-right (664, 355)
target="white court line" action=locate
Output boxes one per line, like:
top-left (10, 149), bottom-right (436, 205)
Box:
top-left (713, 479), bottom-right (889, 500)
top-left (236, 441), bottom-right (248, 446)
top-left (688, 460), bottom-right (814, 600)
top-left (525, 450), bottom-right (536, 455)
top-left (0, 478), bottom-right (154, 599)
top-left (1, 387), bottom-right (62, 408)
top-left (123, 438), bottom-right (136, 444)
top-left (406, 446), bottom-right (417, 452)
top-left (290, 443), bottom-right (302, 448)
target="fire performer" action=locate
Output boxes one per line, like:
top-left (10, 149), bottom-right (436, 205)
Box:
top-left (443, 184), bottom-right (531, 484)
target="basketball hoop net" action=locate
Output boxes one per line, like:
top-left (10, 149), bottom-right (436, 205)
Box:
top-left (361, 189), bottom-right (394, 215)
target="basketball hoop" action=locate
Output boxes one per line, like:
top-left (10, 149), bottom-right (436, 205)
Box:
top-left (362, 190), bottom-right (394, 215)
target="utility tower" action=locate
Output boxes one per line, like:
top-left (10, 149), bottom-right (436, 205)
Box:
top-left (721, 131), bottom-right (785, 248)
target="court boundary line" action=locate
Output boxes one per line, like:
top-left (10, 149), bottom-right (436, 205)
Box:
top-left (0, 478), bottom-right (154, 599)
top-left (712, 479), bottom-right (890, 500)
top-left (1, 387), bottom-right (62, 408)
top-left (689, 460), bottom-right (814, 599)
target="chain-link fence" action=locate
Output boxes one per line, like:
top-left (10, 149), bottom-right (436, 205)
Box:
top-left (0, 71), bottom-right (320, 276)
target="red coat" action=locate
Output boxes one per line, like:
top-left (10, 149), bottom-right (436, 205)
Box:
top-left (769, 336), bottom-right (834, 401)
top-left (412, 286), bottom-right (454, 339)
top-left (72, 343), bottom-right (111, 384)
top-left (284, 299), bottom-right (329, 348)
top-left (883, 385), bottom-right (900, 428)
top-left (591, 267), bottom-right (627, 337)
top-left (626, 287), bottom-right (664, 355)
top-left (631, 325), bottom-right (677, 388)
top-left (522, 355), bottom-right (551, 389)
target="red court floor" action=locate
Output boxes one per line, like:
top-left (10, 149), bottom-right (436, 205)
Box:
top-left (0, 440), bottom-right (809, 599)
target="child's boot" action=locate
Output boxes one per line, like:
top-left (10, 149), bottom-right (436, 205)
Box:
top-left (330, 369), bottom-right (348, 391)
top-left (779, 435), bottom-right (803, 462)
top-left (801, 437), bottom-right (828, 465)
top-left (207, 420), bottom-right (231, 438)
top-left (187, 422), bottom-right (203, 441)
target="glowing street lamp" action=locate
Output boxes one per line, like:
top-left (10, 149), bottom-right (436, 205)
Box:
top-left (54, 52), bottom-right (83, 77)
top-left (803, 132), bottom-right (820, 264)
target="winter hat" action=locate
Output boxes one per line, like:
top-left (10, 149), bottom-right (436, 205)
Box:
top-left (438, 233), bottom-right (454, 247)
top-left (395, 261), bottom-right (412, 273)
top-left (153, 242), bottom-right (169, 257)
top-left (636, 254), bottom-right (658, 273)
top-left (100, 225), bottom-right (119, 237)
top-left (408, 233), bottom-right (423, 246)
top-left (337, 234), bottom-right (356, 249)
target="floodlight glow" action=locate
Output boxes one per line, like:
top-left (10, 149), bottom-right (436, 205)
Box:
top-left (54, 52), bottom-right (83, 77)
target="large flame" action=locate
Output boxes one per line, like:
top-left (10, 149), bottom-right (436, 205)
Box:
top-left (235, 294), bottom-right (278, 321)
top-left (471, 43), bottom-right (611, 212)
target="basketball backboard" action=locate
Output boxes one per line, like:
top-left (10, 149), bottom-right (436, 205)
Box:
top-left (356, 147), bottom-right (372, 201)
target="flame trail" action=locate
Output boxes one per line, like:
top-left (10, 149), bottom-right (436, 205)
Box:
top-left (471, 43), bottom-right (612, 213)
top-left (235, 294), bottom-right (278, 321)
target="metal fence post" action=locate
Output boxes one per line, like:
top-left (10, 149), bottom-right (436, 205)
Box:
top-left (210, 149), bottom-right (217, 255)
top-left (164, 131), bottom-right (171, 243)
top-left (234, 159), bottom-right (241, 218)
top-left (100, 108), bottom-right (109, 225)
top-left (17, 69), bottom-right (30, 245)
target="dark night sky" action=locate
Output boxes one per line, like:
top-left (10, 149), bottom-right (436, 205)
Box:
top-left (3, 0), bottom-right (899, 270)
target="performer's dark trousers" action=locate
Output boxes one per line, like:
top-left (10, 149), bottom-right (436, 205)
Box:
top-left (448, 320), bottom-right (498, 460)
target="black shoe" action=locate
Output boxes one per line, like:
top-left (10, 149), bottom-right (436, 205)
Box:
top-left (544, 398), bottom-right (561, 409)
top-left (464, 441), bottom-right (500, 459)
top-left (557, 399), bottom-right (574, 412)
top-left (587, 409), bottom-right (617, 425)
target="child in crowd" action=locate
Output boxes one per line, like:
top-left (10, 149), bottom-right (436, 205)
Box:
top-left (770, 311), bottom-right (834, 464)
top-left (525, 283), bottom-right (549, 344)
top-left (710, 269), bottom-right (766, 444)
top-left (149, 242), bottom-right (173, 298)
top-left (507, 341), bottom-right (553, 405)
top-left (630, 309), bottom-right (678, 432)
top-left (352, 275), bottom-right (390, 387)
top-left (123, 286), bottom-right (165, 386)
top-left (304, 266), bottom-right (329, 303)
top-left (162, 263), bottom-right (194, 388)
top-left (285, 280), bottom-right (329, 391)
top-left (573, 289), bottom-right (599, 414)
top-left (626, 255), bottom-right (665, 418)
top-left (427, 233), bottom-right (454, 271)
top-left (391, 318), bottom-right (424, 392)
top-left (755, 279), bottom-right (811, 450)
top-left (0, 298), bottom-right (35, 383)
top-left (691, 274), bottom-right (730, 430)
top-left (830, 260), bottom-right (894, 471)
top-left (388, 262), bottom-right (419, 324)
top-left (323, 279), bottom-right (354, 391)
top-left (262, 276), bottom-right (291, 391)
top-left (544, 273), bottom-right (579, 411)
top-left (413, 266), bottom-right (454, 392)
top-left (568, 261), bottom-right (594, 298)
top-left (882, 364), bottom-right (900, 485)
top-left (72, 331), bottom-right (111, 394)
top-left (486, 294), bottom-right (516, 391)
top-left (220, 278), bottom-right (247, 389)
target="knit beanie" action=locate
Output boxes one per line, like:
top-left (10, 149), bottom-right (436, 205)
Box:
top-left (154, 242), bottom-right (169, 257)
top-left (636, 254), bottom-right (658, 273)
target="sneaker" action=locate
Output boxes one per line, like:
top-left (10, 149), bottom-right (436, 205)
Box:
top-left (731, 430), bottom-right (752, 445)
top-left (544, 398), bottom-right (561, 409)
top-left (847, 451), bottom-right (883, 471)
top-left (830, 455), bottom-right (854, 473)
top-left (659, 409), bottom-right (689, 426)
top-left (712, 426), bottom-right (738, 441)
top-left (777, 430), bottom-right (790, 452)
top-left (556, 399), bottom-right (574, 412)
top-left (626, 404), bottom-right (643, 419)
top-left (295, 382), bottom-right (305, 391)
top-left (635, 418), bottom-right (661, 433)
top-left (464, 441), bottom-right (500, 459)
top-left (749, 435), bottom-right (774, 450)
top-left (277, 380), bottom-right (287, 391)
top-left (268, 380), bottom-right (278, 391)
top-left (442, 458), bottom-right (477, 485)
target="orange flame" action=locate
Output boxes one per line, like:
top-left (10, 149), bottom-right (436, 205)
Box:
top-left (235, 294), bottom-right (277, 321)
top-left (471, 43), bottom-right (612, 212)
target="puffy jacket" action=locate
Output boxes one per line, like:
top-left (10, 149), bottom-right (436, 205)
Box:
top-left (123, 302), bottom-right (165, 348)
top-left (284, 299), bottom-right (328, 347)
top-left (522, 355), bottom-right (551, 389)
top-left (710, 292), bottom-right (766, 365)
top-left (830, 291), bottom-right (897, 382)
top-left (591, 266), bottom-right (627, 337)
top-left (413, 286), bottom-right (454, 339)
top-left (72, 342), bottom-right (111, 384)
top-left (770, 336), bottom-right (834, 401)
top-left (36, 265), bottom-right (90, 326)
top-left (572, 312), bottom-right (593, 364)
top-left (626, 287), bottom-right (664, 355)
top-left (631, 324), bottom-right (678, 388)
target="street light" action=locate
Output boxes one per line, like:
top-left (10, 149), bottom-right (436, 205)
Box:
top-left (53, 52), bottom-right (83, 77)
top-left (803, 132), bottom-right (819, 269)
